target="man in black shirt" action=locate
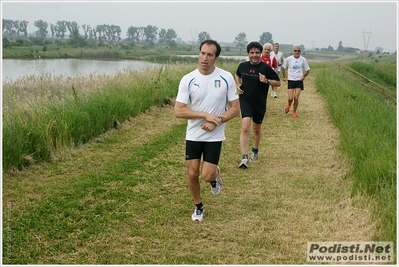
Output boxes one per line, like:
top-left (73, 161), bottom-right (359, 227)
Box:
top-left (235, 41), bottom-right (281, 168)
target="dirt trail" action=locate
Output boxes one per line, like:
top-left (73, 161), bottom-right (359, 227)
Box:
top-left (212, 74), bottom-right (375, 262)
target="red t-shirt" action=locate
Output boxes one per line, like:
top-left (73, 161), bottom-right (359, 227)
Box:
top-left (260, 54), bottom-right (278, 69)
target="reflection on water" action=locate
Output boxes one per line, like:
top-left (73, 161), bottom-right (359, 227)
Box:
top-left (2, 58), bottom-right (161, 83)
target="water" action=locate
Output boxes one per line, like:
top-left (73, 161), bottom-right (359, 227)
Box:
top-left (2, 58), bottom-right (161, 83)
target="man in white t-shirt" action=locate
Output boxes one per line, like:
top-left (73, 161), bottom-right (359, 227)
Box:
top-left (174, 39), bottom-right (240, 222)
top-left (282, 45), bottom-right (310, 118)
top-left (270, 43), bottom-right (284, 98)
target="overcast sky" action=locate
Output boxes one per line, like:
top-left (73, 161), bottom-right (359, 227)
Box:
top-left (1, 1), bottom-right (398, 53)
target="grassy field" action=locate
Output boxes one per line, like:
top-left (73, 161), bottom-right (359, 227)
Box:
top-left (2, 56), bottom-right (397, 263)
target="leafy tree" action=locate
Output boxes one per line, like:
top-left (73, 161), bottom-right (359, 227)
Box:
top-left (259, 32), bottom-right (273, 45)
top-left (235, 32), bottom-right (247, 47)
top-left (3, 37), bottom-right (10, 48)
top-left (105, 24), bottom-right (121, 41)
top-left (158, 28), bottom-right (167, 43)
top-left (138, 27), bottom-right (145, 42)
top-left (143, 25), bottom-right (158, 42)
top-left (29, 36), bottom-right (45, 46)
top-left (66, 21), bottom-right (80, 37)
top-left (2, 19), bottom-right (16, 36)
top-left (81, 24), bottom-right (93, 39)
top-left (34, 20), bottom-right (48, 38)
top-left (1, 19), bottom-right (27, 36)
top-left (126, 26), bottom-right (140, 41)
top-left (15, 20), bottom-right (28, 36)
top-left (91, 28), bottom-right (97, 40)
top-left (327, 45), bottom-right (334, 51)
top-left (165, 28), bottom-right (177, 43)
top-left (96, 24), bottom-right (106, 40)
top-left (168, 40), bottom-right (178, 49)
top-left (67, 28), bottom-right (86, 46)
top-left (300, 44), bottom-right (305, 51)
top-left (375, 47), bottom-right (383, 54)
top-left (50, 24), bottom-right (55, 38)
top-left (53, 20), bottom-right (68, 38)
top-left (198, 31), bottom-right (210, 43)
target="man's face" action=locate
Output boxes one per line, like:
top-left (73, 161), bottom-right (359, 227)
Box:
top-left (293, 46), bottom-right (301, 58)
top-left (262, 46), bottom-right (271, 56)
top-left (198, 43), bottom-right (218, 71)
top-left (274, 44), bottom-right (279, 52)
top-left (248, 47), bottom-right (261, 65)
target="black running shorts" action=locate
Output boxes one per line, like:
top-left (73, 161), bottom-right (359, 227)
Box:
top-left (185, 140), bottom-right (222, 165)
top-left (240, 100), bottom-right (266, 125)
top-left (288, 80), bottom-right (304, 90)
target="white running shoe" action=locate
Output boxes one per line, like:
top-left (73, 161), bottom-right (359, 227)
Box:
top-left (238, 157), bottom-right (248, 169)
top-left (191, 207), bottom-right (205, 222)
top-left (210, 166), bottom-right (222, 195)
top-left (250, 152), bottom-right (258, 162)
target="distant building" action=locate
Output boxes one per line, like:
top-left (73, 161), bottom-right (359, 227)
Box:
top-left (280, 44), bottom-right (293, 50)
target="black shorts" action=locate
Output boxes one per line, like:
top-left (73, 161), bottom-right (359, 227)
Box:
top-left (185, 140), bottom-right (222, 165)
top-left (288, 80), bottom-right (304, 90)
top-left (239, 99), bottom-right (266, 124)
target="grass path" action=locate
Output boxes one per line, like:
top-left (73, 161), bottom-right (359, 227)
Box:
top-left (2, 75), bottom-right (375, 264)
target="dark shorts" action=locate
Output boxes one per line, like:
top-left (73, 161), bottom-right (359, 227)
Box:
top-left (185, 140), bottom-right (222, 165)
top-left (239, 99), bottom-right (266, 124)
top-left (288, 80), bottom-right (304, 90)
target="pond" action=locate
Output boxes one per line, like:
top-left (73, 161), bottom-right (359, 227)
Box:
top-left (2, 58), bottom-right (162, 83)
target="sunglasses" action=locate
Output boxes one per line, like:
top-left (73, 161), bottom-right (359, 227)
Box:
top-left (294, 50), bottom-right (301, 52)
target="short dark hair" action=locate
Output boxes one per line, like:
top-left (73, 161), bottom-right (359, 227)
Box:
top-left (199, 39), bottom-right (221, 57)
top-left (246, 41), bottom-right (262, 53)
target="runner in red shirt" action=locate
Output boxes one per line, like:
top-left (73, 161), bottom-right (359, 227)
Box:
top-left (260, 43), bottom-right (278, 97)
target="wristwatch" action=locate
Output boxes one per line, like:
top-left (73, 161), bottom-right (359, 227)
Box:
top-left (267, 79), bottom-right (271, 84)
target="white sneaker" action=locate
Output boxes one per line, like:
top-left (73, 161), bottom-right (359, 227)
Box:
top-left (210, 166), bottom-right (222, 195)
top-left (250, 152), bottom-right (258, 162)
top-left (191, 207), bottom-right (205, 222)
top-left (271, 91), bottom-right (274, 97)
top-left (238, 157), bottom-right (248, 169)
top-left (273, 92), bottom-right (277, 98)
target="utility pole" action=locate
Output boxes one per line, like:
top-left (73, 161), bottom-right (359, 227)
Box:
top-left (190, 28), bottom-right (198, 45)
top-left (362, 29), bottom-right (372, 51)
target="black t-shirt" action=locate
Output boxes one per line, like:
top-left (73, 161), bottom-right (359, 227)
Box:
top-left (236, 61), bottom-right (280, 111)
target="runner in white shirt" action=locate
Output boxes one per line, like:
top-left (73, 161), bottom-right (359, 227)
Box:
top-left (282, 45), bottom-right (310, 118)
top-left (175, 39), bottom-right (240, 222)
top-left (270, 43), bottom-right (284, 98)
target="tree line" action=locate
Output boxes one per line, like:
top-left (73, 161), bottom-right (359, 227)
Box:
top-left (2, 19), bottom-right (277, 47)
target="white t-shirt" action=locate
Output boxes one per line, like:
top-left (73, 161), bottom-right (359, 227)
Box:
top-left (282, 55), bottom-right (310, 81)
top-left (270, 51), bottom-right (284, 72)
top-left (176, 67), bottom-right (238, 142)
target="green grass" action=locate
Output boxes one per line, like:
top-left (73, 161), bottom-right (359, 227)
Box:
top-left (3, 123), bottom-right (187, 264)
top-left (2, 64), bottom-right (193, 171)
top-left (347, 60), bottom-right (396, 90)
top-left (314, 61), bottom-right (396, 243)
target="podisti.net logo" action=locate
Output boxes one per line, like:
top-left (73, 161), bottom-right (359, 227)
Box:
top-left (307, 242), bottom-right (394, 263)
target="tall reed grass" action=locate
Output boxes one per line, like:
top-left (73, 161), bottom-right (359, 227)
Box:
top-left (2, 63), bottom-right (198, 171)
top-left (314, 62), bottom-right (396, 243)
top-left (347, 61), bottom-right (396, 89)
